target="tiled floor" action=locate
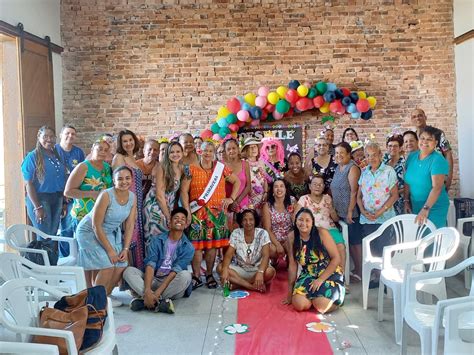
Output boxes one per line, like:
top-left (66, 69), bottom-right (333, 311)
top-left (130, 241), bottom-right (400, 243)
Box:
top-left (111, 273), bottom-right (468, 355)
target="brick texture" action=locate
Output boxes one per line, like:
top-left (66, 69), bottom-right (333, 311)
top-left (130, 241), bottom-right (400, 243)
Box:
top-left (61, 0), bottom-right (459, 194)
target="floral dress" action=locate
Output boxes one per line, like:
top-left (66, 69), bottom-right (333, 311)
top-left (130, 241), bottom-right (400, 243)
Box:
top-left (248, 160), bottom-right (267, 212)
top-left (293, 238), bottom-right (345, 305)
top-left (311, 156), bottom-right (337, 193)
top-left (382, 153), bottom-right (406, 215)
top-left (269, 196), bottom-right (296, 242)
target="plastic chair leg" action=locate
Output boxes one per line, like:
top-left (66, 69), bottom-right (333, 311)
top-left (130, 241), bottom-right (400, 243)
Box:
top-left (362, 265), bottom-right (371, 310)
top-left (393, 286), bottom-right (402, 344)
top-left (377, 279), bottom-right (384, 322)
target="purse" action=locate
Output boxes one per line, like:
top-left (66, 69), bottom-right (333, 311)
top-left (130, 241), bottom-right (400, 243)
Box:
top-left (33, 305), bottom-right (88, 355)
top-left (23, 239), bottom-right (59, 266)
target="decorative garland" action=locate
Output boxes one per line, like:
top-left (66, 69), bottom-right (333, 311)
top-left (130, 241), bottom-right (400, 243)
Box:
top-left (200, 80), bottom-right (377, 142)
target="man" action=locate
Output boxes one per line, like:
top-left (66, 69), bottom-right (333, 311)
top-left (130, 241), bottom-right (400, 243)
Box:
top-left (55, 124), bottom-right (85, 257)
top-left (123, 207), bottom-right (195, 314)
top-left (411, 109), bottom-right (454, 190)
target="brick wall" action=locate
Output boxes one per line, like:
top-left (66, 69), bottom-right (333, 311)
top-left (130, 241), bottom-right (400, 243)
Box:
top-left (61, 0), bottom-right (459, 193)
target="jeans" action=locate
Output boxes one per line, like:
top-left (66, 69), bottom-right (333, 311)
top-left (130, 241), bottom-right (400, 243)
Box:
top-left (59, 201), bottom-right (74, 257)
top-left (26, 192), bottom-right (63, 248)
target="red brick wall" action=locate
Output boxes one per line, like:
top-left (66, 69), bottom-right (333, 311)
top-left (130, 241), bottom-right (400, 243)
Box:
top-left (61, 0), bottom-right (459, 193)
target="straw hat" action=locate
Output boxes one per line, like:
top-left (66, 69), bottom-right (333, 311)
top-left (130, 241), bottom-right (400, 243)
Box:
top-left (241, 137), bottom-right (262, 150)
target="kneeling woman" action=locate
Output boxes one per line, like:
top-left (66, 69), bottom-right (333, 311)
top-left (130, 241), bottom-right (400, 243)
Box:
top-left (218, 209), bottom-right (275, 292)
top-left (76, 166), bottom-right (137, 295)
top-left (284, 208), bottom-right (345, 313)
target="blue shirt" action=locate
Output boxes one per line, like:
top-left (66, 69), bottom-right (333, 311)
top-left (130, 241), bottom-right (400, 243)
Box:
top-left (21, 149), bottom-right (67, 193)
top-left (55, 144), bottom-right (85, 175)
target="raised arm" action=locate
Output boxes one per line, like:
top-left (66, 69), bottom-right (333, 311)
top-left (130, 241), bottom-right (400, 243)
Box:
top-left (64, 163), bottom-right (100, 199)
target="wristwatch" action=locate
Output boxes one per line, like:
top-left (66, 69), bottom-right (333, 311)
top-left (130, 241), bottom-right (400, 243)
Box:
top-left (422, 205), bottom-right (431, 211)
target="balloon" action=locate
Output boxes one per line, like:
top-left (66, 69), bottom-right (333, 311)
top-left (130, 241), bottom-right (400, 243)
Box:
top-left (288, 80), bottom-right (300, 90)
top-left (226, 97), bottom-right (241, 114)
top-left (307, 88), bottom-right (317, 99)
top-left (303, 81), bottom-right (312, 88)
top-left (231, 132), bottom-right (238, 138)
top-left (237, 96), bottom-right (245, 104)
top-left (285, 89), bottom-right (299, 105)
top-left (211, 123), bottom-right (220, 134)
top-left (319, 102), bottom-right (330, 113)
top-left (295, 97), bottom-right (313, 111)
top-left (237, 120), bottom-right (246, 128)
top-left (266, 113), bottom-right (274, 122)
top-left (212, 133), bottom-right (221, 141)
top-left (261, 110), bottom-right (268, 121)
top-left (237, 110), bottom-right (249, 122)
top-left (351, 111), bottom-right (361, 119)
top-left (267, 92), bottom-right (280, 105)
top-left (356, 98), bottom-right (370, 113)
top-left (349, 92), bottom-right (359, 103)
top-left (217, 117), bottom-right (228, 128)
top-left (297, 85), bottom-right (309, 97)
top-left (347, 103), bottom-right (357, 113)
top-left (342, 97), bottom-right (352, 106)
top-left (217, 106), bottom-right (230, 118)
top-left (225, 134), bottom-right (232, 140)
top-left (219, 127), bottom-right (230, 138)
top-left (361, 109), bottom-right (373, 120)
top-left (273, 111), bottom-right (284, 120)
top-left (249, 106), bottom-right (263, 120)
top-left (367, 96), bottom-right (377, 108)
top-left (265, 103), bottom-right (275, 112)
top-left (335, 88), bottom-right (344, 99)
top-left (329, 99), bottom-right (343, 113)
top-left (255, 96), bottom-right (267, 108)
top-left (200, 129), bottom-right (213, 140)
top-left (276, 86), bottom-right (288, 98)
top-left (316, 81), bottom-right (327, 95)
top-left (226, 113), bottom-right (238, 124)
top-left (341, 87), bottom-right (351, 96)
top-left (357, 91), bottom-right (367, 99)
top-left (241, 102), bottom-right (251, 111)
top-left (326, 82), bottom-right (337, 92)
top-left (228, 123), bottom-right (239, 132)
top-left (257, 86), bottom-right (269, 97)
top-left (313, 95), bottom-right (325, 108)
top-left (250, 119), bottom-right (260, 127)
top-left (323, 90), bottom-right (336, 103)
top-left (244, 92), bottom-right (257, 106)
top-left (276, 99), bottom-right (291, 114)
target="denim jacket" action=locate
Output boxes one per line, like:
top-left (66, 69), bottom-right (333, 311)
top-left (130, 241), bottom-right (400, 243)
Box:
top-left (144, 233), bottom-right (194, 274)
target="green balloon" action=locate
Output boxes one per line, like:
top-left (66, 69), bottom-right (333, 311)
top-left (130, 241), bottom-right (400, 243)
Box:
top-left (307, 88), bottom-right (317, 99)
top-left (316, 81), bottom-right (327, 95)
top-left (211, 123), bottom-right (220, 134)
top-left (226, 113), bottom-right (238, 124)
top-left (276, 99), bottom-right (290, 114)
top-left (219, 127), bottom-right (230, 137)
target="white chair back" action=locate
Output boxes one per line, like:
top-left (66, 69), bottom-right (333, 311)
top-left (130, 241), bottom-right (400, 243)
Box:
top-left (416, 227), bottom-right (460, 273)
top-left (444, 300), bottom-right (474, 355)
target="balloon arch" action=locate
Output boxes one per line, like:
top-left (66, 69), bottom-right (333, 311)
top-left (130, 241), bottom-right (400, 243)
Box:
top-left (200, 80), bottom-right (377, 142)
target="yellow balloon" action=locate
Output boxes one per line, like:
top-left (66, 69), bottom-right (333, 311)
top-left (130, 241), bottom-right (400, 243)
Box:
top-left (297, 85), bottom-right (309, 97)
top-left (244, 92), bottom-right (257, 106)
top-left (358, 91), bottom-right (367, 99)
top-left (276, 86), bottom-right (288, 99)
top-left (319, 102), bottom-right (330, 113)
top-left (231, 132), bottom-right (238, 138)
top-left (267, 92), bottom-right (280, 105)
top-left (367, 96), bottom-right (377, 108)
top-left (218, 106), bottom-right (230, 118)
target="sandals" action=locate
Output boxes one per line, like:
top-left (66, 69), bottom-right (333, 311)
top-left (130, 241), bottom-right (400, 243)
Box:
top-left (192, 275), bottom-right (203, 290)
top-left (350, 272), bottom-right (362, 283)
top-left (206, 274), bottom-right (218, 289)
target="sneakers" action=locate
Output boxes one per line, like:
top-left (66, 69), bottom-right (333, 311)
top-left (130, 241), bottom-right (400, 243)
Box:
top-left (129, 298), bottom-right (146, 312)
top-left (110, 295), bottom-right (123, 307)
top-left (129, 297), bottom-right (175, 314)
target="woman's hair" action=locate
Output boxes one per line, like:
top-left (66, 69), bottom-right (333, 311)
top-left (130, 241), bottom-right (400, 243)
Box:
top-left (113, 165), bottom-right (133, 177)
top-left (403, 130), bottom-right (418, 141)
top-left (341, 127), bottom-right (359, 142)
top-left (236, 209), bottom-right (261, 228)
top-left (386, 134), bottom-right (404, 147)
top-left (92, 135), bottom-right (111, 148)
top-left (223, 138), bottom-right (240, 159)
top-left (335, 141), bottom-right (352, 154)
top-left (287, 152), bottom-right (302, 162)
top-left (260, 138), bottom-right (285, 166)
top-left (116, 129), bottom-right (140, 155)
top-left (34, 125), bottom-right (57, 183)
top-left (309, 174), bottom-right (325, 185)
top-left (200, 140), bottom-right (216, 153)
top-left (420, 125), bottom-right (441, 143)
top-left (364, 142), bottom-right (381, 155)
top-left (267, 178), bottom-right (292, 208)
top-left (293, 208), bottom-right (324, 259)
top-left (162, 141), bottom-right (184, 192)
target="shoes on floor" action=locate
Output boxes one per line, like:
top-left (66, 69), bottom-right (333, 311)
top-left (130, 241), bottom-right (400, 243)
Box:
top-left (129, 298), bottom-right (146, 312)
top-left (155, 298), bottom-right (175, 314)
top-left (110, 295), bottom-right (123, 307)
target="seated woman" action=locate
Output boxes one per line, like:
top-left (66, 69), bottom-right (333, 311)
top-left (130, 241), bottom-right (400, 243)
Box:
top-left (76, 166), bottom-right (137, 302)
top-left (283, 208), bottom-right (345, 314)
top-left (218, 209), bottom-right (275, 292)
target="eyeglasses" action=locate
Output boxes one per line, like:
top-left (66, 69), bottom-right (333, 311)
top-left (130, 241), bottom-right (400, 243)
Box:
top-left (387, 144), bottom-right (400, 149)
top-left (311, 182), bottom-right (325, 187)
top-left (41, 135), bottom-right (57, 141)
top-left (316, 143), bottom-right (328, 147)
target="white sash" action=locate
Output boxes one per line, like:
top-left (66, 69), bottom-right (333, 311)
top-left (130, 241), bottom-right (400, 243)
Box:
top-left (189, 161), bottom-right (225, 213)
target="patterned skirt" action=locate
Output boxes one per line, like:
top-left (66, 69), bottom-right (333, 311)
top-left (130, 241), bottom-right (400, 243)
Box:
top-left (188, 206), bottom-right (229, 250)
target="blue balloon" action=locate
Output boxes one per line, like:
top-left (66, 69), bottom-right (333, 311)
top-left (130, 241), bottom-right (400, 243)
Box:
top-left (342, 97), bottom-right (352, 106)
top-left (335, 89), bottom-right (344, 99)
top-left (326, 82), bottom-right (337, 92)
top-left (217, 118), bottom-right (228, 128)
top-left (351, 111), bottom-right (361, 119)
top-left (349, 92), bottom-right (359, 103)
top-left (250, 106), bottom-right (263, 120)
top-left (288, 80), bottom-right (300, 90)
top-left (241, 103), bottom-right (251, 111)
top-left (361, 109), bottom-right (373, 120)
top-left (347, 103), bottom-right (356, 113)
top-left (323, 91), bottom-right (336, 103)
top-left (237, 96), bottom-right (245, 104)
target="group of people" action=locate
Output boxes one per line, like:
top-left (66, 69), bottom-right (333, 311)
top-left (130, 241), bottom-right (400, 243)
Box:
top-left (20, 108), bottom-right (453, 314)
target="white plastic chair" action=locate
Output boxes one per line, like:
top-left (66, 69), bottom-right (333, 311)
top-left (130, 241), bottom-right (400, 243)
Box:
top-left (362, 214), bottom-right (436, 310)
top-left (0, 341), bottom-right (60, 354)
top-left (447, 200), bottom-right (456, 228)
top-left (5, 224), bottom-right (78, 266)
top-left (0, 278), bottom-right (118, 355)
top-left (0, 252), bottom-right (86, 294)
top-left (378, 227), bottom-right (460, 344)
top-left (457, 216), bottom-right (474, 289)
top-left (443, 299), bottom-right (474, 355)
top-left (339, 220), bottom-right (351, 285)
top-left (401, 257), bottom-right (474, 355)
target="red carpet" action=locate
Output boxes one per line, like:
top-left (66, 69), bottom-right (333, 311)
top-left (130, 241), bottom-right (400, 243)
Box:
top-left (235, 268), bottom-right (334, 355)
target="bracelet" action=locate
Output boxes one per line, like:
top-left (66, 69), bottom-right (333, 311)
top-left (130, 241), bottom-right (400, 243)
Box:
top-left (123, 247), bottom-right (129, 251)
top-left (257, 270), bottom-right (264, 274)
top-left (34, 205), bottom-right (44, 211)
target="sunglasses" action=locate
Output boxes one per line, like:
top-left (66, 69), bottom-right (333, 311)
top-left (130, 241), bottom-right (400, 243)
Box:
top-left (266, 144), bottom-right (276, 150)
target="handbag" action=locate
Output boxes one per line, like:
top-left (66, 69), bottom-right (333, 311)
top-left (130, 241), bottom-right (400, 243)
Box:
top-left (54, 285), bottom-right (108, 350)
top-left (32, 305), bottom-right (88, 355)
top-left (23, 239), bottom-right (59, 266)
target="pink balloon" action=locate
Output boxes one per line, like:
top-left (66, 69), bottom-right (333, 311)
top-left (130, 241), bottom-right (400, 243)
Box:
top-left (273, 111), bottom-right (284, 120)
top-left (200, 129), bottom-right (213, 140)
top-left (304, 81), bottom-right (312, 88)
top-left (228, 123), bottom-right (239, 132)
top-left (255, 96), bottom-right (267, 109)
top-left (250, 119), bottom-right (260, 127)
top-left (265, 103), bottom-right (275, 113)
top-left (356, 99), bottom-right (370, 113)
top-left (212, 134), bottom-right (221, 141)
top-left (295, 97), bottom-right (312, 111)
top-left (225, 134), bottom-right (232, 140)
top-left (258, 86), bottom-right (270, 97)
top-left (226, 97), bottom-right (241, 114)
top-left (330, 100), bottom-right (343, 113)
top-left (237, 110), bottom-right (249, 122)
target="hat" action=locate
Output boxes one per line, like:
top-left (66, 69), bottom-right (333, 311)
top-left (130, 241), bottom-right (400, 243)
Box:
top-left (349, 140), bottom-right (364, 152)
top-left (241, 137), bottom-right (262, 150)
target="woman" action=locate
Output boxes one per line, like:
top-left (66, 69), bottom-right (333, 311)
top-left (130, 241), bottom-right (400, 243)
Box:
top-left (143, 142), bottom-right (188, 238)
top-left (296, 175), bottom-right (346, 274)
top-left (217, 209), bottom-right (275, 292)
top-left (330, 142), bottom-right (362, 282)
top-left (341, 127), bottom-right (359, 143)
top-left (21, 126), bottom-right (66, 243)
top-left (262, 178), bottom-right (296, 261)
top-left (158, 138), bottom-right (169, 163)
top-left (283, 208), bottom-right (344, 313)
top-left (383, 135), bottom-right (406, 215)
top-left (216, 144), bottom-right (225, 162)
top-left (64, 136), bottom-right (113, 231)
top-left (350, 141), bottom-right (368, 169)
top-left (260, 137), bottom-right (286, 183)
top-left (76, 166), bottom-right (136, 302)
top-left (86, 133), bottom-right (115, 164)
top-left (284, 152), bottom-right (309, 200)
top-left (403, 130), bottom-right (419, 158)
top-left (194, 136), bottom-right (204, 156)
top-left (404, 126), bottom-right (449, 228)
top-left (181, 141), bottom-right (240, 289)
top-left (223, 138), bottom-right (251, 212)
top-left (323, 127), bottom-right (336, 156)
top-left (136, 139), bottom-right (160, 199)
top-left (306, 137), bottom-right (337, 193)
top-left (179, 133), bottom-right (199, 166)
top-left (241, 137), bottom-right (268, 213)
top-left (112, 129), bottom-right (145, 270)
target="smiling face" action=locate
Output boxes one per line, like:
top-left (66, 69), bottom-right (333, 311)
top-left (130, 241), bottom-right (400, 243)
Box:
top-left (60, 127), bottom-right (77, 146)
top-left (159, 142), bottom-right (169, 162)
top-left (288, 155), bottom-right (302, 174)
top-left (344, 129), bottom-right (357, 143)
top-left (201, 143), bottom-right (216, 163)
top-left (419, 132), bottom-right (437, 155)
top-left (365, 146), bottom-right (382, 169)
top-left (143, 142), bottom-right (160, 162)
top-left (272, 180), bottom-right (286, 199)
top-left (352, 149), bottom-right (365, 164)
top-left (38, 129), bottom-right (56, 150)
top-left (315, 138), bottom-right (329, 156)
top-left (265, 143), bottom-right (277, 158)
top-left (411, 109), bottom-right (427, 129)
top-left (241, 212), bottom-right (256, 232)
top-left (309, 176), bottom-right (325, 196)
top-left (216, 146), bottom-right (225, 161)
top-left (179, 135), bottom-right (195, 155)
top-left (121, 134), bottom-right (135, 155)
top-left (194, 138), bottom-right (203, 155)
top-left (387, 140), bottom-right (401, 158)
top-left (224, 140), bottom-right (239, 160)
top-left (335, 146), bottom-right (351, 165)
top-left (247, 144), bottom-right (259, 159)
top-left (113, 168), bottom-right (133, 191)
top-left (170, 212), bottom-right (187, 231)
top-left (91, 141), bottom-right (110, 161)
top-left (296, 211), bottom-right (313, 235)
top-left (168, 143), bottom-right (184, 163)
top-left (404, 133), bottom-right (418, 153)
top-left (324, 130), bottom-right (334, 145)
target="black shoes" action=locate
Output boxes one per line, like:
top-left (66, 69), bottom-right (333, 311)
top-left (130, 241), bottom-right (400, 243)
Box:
top-left (129, 297), bottom-right (175, 314)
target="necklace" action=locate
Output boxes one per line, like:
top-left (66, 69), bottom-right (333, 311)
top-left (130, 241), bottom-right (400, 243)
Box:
top-left (46, 154), bottom-right (62, 175)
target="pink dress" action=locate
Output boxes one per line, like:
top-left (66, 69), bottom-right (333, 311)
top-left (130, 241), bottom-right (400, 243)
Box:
top-left (226, 160), bottom-right (249, 211)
